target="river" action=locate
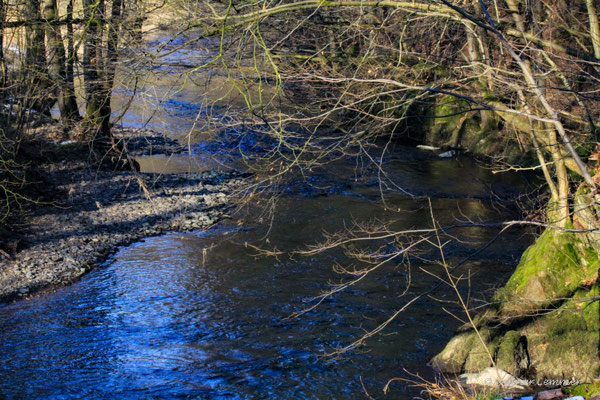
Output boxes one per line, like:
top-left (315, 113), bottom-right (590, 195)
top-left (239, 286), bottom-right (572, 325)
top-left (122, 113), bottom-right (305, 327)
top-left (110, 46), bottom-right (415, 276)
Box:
top-left (1, 37), bottom-right (536, 399)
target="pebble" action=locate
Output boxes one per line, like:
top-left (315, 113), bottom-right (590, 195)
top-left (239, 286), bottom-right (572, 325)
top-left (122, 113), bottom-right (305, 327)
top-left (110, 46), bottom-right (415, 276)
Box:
top-left (535, 389), bottom-right (564, 400)
top-left (497, 394), bottom-right (580, 400)
top-left (0, 134), bottom-right (247, 302)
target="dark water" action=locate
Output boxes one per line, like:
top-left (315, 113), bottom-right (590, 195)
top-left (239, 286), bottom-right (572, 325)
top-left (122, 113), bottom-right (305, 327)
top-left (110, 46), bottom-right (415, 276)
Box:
top-left (0, 148), bottom-right (536, 399)
top-left (16, 33), bottom-right (537, 399)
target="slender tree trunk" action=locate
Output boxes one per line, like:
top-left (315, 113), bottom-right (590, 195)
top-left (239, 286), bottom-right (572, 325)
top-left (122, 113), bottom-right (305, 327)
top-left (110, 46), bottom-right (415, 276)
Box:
top-left (97, 0), bottom-right (121, 135)
top-left (586, 0), bottom-right (600, 60)
top-left (65, 0), bottom-right (78, 114)
top-left (82, 0), bottom-right (107, 141)
top-left (0, 0), bottom-right (6, 87)
top-left (42, 0), bottom-right (79, 126)
top-left (63, 0), bottom-right (80, 121)
top-left (22, 0), bottom-right (51, 114)
top-left (548, 127), bottom-right (571, 225)
top-left (124, 0), bottom-right (143, 43)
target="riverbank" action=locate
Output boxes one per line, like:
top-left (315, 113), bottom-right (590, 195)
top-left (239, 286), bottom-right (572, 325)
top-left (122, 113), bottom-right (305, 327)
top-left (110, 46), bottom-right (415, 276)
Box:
top-left (0, 126), bottom-right (248, 302)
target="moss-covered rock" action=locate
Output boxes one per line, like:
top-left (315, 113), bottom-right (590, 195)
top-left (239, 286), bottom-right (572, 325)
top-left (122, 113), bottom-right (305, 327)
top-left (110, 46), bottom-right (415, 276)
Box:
top-left (523, 285), bottom-right (599, 382)
top-left (496, 331), bottom-right (524, 375)
top-left (424, 94), bottom-right (533, 164)
top-left (430, 331), bottom-right (479, 374)
top-left (464, 329), bottom-right (496, 373)
top-left (432, 226), bottom-right (600, 382)
top-left (427, 94), bottom-right (472, 148)
top-left (493, 229), bottom-right (600, 317)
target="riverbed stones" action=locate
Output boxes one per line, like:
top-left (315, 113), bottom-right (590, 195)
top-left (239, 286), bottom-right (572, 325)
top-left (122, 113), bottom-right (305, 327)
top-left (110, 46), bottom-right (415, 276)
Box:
top-left (534, 389), bottom-right (564, 400)
top-left (0, 130), bottom-right (248, 302)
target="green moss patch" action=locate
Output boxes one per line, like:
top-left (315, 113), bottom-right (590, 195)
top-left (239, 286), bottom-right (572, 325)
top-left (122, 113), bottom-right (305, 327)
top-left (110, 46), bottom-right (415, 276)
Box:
top-left (566, 381), bottom-right (600, 398)
top-left (494, 230), bottom-right (600, 316)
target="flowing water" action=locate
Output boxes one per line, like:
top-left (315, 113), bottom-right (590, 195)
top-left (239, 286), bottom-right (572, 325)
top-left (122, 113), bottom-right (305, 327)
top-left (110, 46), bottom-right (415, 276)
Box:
top-left (0, 148), bottom-right (535, 399)
top-left (4, 37), bottom-right (537, 399)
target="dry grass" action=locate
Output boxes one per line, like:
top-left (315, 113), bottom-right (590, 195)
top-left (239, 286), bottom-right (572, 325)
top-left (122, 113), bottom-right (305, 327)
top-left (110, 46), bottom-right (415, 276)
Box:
top-left (384, 371), bottom-right (507, 400)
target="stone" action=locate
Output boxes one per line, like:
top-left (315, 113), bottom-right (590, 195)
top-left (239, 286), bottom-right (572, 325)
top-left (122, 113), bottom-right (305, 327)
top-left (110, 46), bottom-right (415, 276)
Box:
top-left (430, 332), bottom-right (476, 374)
top-left (496, 331), bottom-right (527, 375)
top-left (534, 389), bottom-right (564, 400)
top-left (459, 367), bottom-right (530, 390)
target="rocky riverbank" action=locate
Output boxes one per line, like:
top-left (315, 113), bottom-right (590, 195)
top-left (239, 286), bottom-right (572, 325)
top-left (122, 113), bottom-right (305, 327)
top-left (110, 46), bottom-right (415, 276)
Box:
top-left (0, 127), bottom-right (248, 302)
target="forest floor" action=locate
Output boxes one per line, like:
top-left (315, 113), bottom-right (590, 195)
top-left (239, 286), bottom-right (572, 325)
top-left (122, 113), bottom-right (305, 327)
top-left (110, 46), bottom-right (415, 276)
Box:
top-left (0, 125), bottom-right (248, 302)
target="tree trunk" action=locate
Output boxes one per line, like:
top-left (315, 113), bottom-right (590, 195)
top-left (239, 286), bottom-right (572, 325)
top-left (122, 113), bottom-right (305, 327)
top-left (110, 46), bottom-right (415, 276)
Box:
top-left (22, 0), bottom-right (51, 114)
top-left (65, 0), bottom-right (79, 116)
top-left (0, 0), bottom-right (6, 87)
top-left (586, 0), bottom-right (600, 60)
top-left (42, 0), bottom-right (79, 126)
top-left (96, 0), bottom-right (121, 138)
top-left (124, 0), bottom-right (143, 43)
top-left (82, 0), bottom-right (109, 142)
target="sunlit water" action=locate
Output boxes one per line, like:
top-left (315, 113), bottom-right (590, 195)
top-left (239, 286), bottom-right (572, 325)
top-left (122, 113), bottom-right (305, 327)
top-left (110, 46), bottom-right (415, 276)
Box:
top-left (0, 147), bottom-right (536, 399)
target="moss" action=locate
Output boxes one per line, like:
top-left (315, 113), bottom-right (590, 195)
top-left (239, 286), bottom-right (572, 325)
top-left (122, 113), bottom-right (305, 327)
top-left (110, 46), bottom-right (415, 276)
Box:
top-left (432, 96), bottom-right (470, 123)
top-left (432, 329), bottom-right (501, 374)
top-left (460, 307), bottom-right (500, 331)
top-left (411, 63), bottom-right (450, 78)
top-left (433, 226), bottom-right (600, 381)
top-left (493, 229), bottom-right (600, 316)
top-left (430, 331), bottom-right (478, 374)
top-left (425, 94), bottom-right (533, 163)
top-left (577, 185), bottom-right (592, 196)
top-left (426, 95), bottom-right (472, 147)
top-left (566, 381), bottom-right (600, 398)
top-left (495, 331), bottom-right (522, 375)
top-left (464, 329), bottom-right (496, 373)
top-left (522, 285), bottom-right (599, 382)
top-left (575, 141), bottom-right (596, 160)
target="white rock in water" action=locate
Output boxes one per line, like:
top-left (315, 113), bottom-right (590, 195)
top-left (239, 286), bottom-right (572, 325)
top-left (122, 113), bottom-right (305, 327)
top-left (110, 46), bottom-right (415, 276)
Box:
top-left (459, 367), bottom-right (530, 390)
top-left (438, 150), bottom-right (457, 158)
top-left (565, 397), bottom-right (584, 400)
top-left (416, 145), bottom-right (440, 151)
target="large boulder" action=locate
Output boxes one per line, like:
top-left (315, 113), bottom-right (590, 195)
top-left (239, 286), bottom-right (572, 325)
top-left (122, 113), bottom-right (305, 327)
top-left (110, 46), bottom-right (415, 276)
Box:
top-left (431, 221), bottom-right (600, 382)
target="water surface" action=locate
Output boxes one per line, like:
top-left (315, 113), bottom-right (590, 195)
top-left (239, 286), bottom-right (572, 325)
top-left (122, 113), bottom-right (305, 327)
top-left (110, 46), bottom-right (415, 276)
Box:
top-left (0, 150), bottom-right (535, 399)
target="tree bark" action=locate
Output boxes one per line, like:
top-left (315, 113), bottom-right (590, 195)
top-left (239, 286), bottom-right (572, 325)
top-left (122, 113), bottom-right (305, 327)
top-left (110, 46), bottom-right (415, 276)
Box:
top-left (97, 0), bottom-right (122, 136)
top-left (22, 0), bottom-right (51, 114)
top-left (65, 0), bottom-right (80, 121)
top-left (82, 0), bottom-right (109, 141)
top-left (42, 0), bottom-right (79, 126)
top-left (586, 0), bottom-right (600, 60)
top-left (0, 0), bottom-right (6, 87)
